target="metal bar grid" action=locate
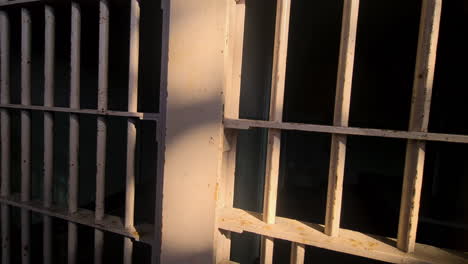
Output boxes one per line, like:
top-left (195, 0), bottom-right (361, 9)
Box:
top-left (218, 207), bottom-right (467, 264)
top-left (0, 1), bottom-right (158, 264)
top-left (0, 194), bottom-right (154, 244)
top-left (217, 0), bottom-right (466, 264)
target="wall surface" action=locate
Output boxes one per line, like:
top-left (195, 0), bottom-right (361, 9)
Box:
top-left (160, 0), bottom-right (227, 263)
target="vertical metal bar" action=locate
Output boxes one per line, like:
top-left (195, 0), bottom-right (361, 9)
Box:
top-left (397, 0), bottom-right (442, 253)
top-left (68, 2), bottom-right (81, 264)
top-left (44, 5), bottom-right (55, 264)
top-left (261, 0), bottom-right (291, 263)
top-left (324, 0), bottom-right (360, 237)
top-left (290, 243), bottom-right (305, 264)
top-left (21, 7), bottom-right (32, 264)
top-left (215, 0), bottom-right (246, 262)
top-left (95, 0), bottom-right (109, 263)
top-left (0, 9), bottom-right (10, 264)
top-left (124, 1), bottom-right (140, 263)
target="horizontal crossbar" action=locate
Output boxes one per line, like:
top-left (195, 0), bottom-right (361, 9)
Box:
top-left (0, 194), bottom-right (154, 245)
top-left (224, 118), bottom-right (468, 144)
top-left (0, 103), bottom-right (159, 121)
top-left (217, 207), bottom-right (468, 264)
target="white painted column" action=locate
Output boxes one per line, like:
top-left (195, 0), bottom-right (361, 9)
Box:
top-left (160, 0), bottom-right (228, 263)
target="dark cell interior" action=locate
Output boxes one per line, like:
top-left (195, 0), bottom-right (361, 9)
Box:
top-left (232, 0), bottom-right (468, 263)
top-left (4, 0), bottom-right (162, 262)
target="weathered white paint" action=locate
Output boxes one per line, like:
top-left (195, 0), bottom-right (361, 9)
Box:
top-left (214, 0), bottom-right (246, 262)
top-left (219, 208), bottom-right (468, 264)
top-left (261, 1), bottom-right (292, 263)
top-left (325, 0), bottom-right (360, 237)
top-left (397, 0), bottom-right (442, 253)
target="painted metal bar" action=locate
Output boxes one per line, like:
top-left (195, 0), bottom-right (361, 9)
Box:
top-left (0, 9), bottom-right (11, 264)
top-left (214, 3), bottom-right (246, 261)
top-left (21, 7), bottom-right (32, 264)
top-left (224, 118), bottom-right (468, 144)
top-left (43, 5), bottom-right (55, 264)
top-left (0, 103), bottom-right (159, 120)
top-left (68, 2), bottom-right (81, 264)
top-left (0, 194), bottom-right (154, 244)
top-left (397, 0), bottom-right (442, 253)
top-left (95, 0), bottom-right (109, 263)
top-left (124, 0), bottom-right (140, 262)
top-left (290, 243), bottom-right (305, 264)
top-left (324, 0), bottom-right (360, 237)
top-left (218, 207), bottom-right (468, 264)
top-left (260, 0), bottom-right (292, 263)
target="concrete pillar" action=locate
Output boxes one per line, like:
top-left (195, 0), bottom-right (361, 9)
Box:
top-left (158, 0), bottom-right (227, 263)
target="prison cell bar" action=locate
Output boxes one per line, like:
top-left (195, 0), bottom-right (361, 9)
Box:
top-left (43, 5), bottom-right (55, 264)
top-left (260, 0), bottom-right (292, 263)
top-left (324, 0), bottom-right (360, 238)
top-left (68, 2), bottom-right (81, 264)
top-left (223, 119), bottom-right (468, 144)
top-left (290, 242), bottom-right (305, 264)
top-left (218, 207), bottom-right (468, 264)
top-left (0, 194), bottom-right (154, 243)
top-left (95, 0), bottom-right (109, 263)
top-left (21, 7), bottom-right (32, 264)
top-left (124, 0), bottom-right (141, 262)
top-left (0, 103), bottom-right (159, 120)
top-left (215, 0), bottom-right (245, 262)
top-left (397, 0), bottom-right (442, 253)
top-left (0, 9), bottom-right (11, 264)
